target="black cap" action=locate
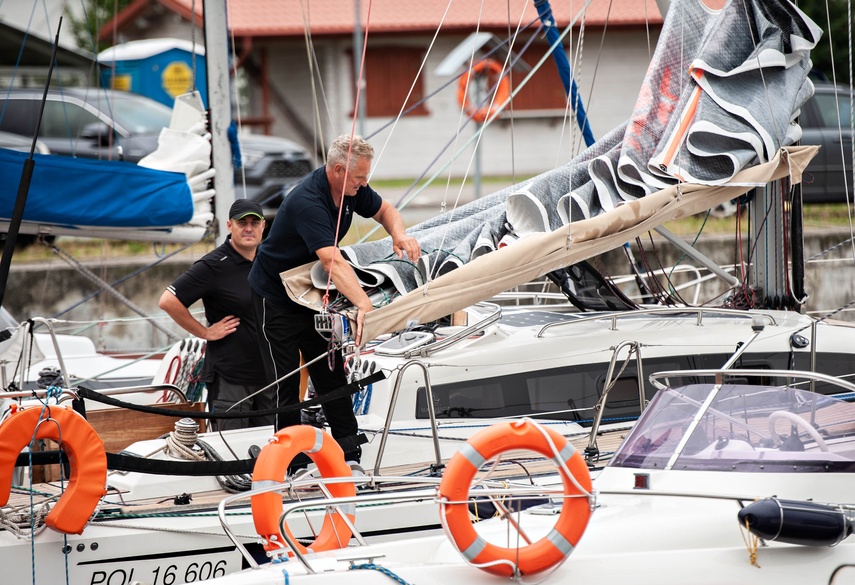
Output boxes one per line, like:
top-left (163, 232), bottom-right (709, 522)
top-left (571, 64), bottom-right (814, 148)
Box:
top-left (229, 199), bottom-right (264, 220)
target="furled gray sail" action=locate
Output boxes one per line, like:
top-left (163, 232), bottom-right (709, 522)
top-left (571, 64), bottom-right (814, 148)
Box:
top-left (285, 0), bottom-right (822, 342)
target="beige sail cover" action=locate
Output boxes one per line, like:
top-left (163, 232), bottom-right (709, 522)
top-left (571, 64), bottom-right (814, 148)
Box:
top-left (282, 145), bottom-right (817, 344)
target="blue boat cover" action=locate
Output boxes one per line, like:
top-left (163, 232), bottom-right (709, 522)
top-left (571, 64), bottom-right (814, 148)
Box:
top-left (0, 148), bottom-right (194, 228)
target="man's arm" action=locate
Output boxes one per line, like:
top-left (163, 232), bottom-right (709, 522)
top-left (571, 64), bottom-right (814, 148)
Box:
top-left (372, 200), bottom-right (421, 261)
top-left (158, 290), bottom-right (239, 342)
top-left (316, 246), bottom-right (374, 343)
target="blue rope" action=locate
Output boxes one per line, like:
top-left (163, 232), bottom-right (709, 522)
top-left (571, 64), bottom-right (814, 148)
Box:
top-left (349, 563), bottom-right (413, 584)
top-left (25, 400), bottom-right (70, 585)
top-left (352, 384), bottom-right (373, 415)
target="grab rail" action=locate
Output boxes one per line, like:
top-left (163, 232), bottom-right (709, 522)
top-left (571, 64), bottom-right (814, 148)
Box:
top-left (402, 302), bottom-right (502, 358)
top-left (1, 383), bottom-right (188, 404)
top-left (649, 368), bottom-right (855, 394)
top-left (216, 474), bottom-right (446, 570)
top-left (373, 360), bottom-right (443, 476)
top-left (536, 307), bottom-right (779, 337)
top-left (584, 340), bottom-right (645, 465)
top-left (217, 475), bottom-right (566, 574)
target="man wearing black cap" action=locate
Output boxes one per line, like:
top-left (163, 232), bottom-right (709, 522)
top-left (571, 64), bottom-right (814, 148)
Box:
top-left (160, 199), bottom-right (272, 430)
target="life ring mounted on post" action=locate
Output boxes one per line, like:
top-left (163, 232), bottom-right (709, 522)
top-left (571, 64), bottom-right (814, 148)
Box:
top-left (250, 425), bottom-right (357, 555)
top-left (0, 405), bottom-right (107, 535)
top-left (457, 58), bottom-right (511, 123)
top-left (438, 419), bottom-right (593, 577)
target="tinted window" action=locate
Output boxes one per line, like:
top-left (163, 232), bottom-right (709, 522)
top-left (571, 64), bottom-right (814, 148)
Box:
top-left (813, 92), bottom-right (853, 128)
top-left (414, 358), bottom-right (688, 424)
top-left (0, 99), bottom-right (38, 136)
top-left (107, 95), bottom-right (173, 133)
top-left (40, 100), bottom-right (101, 139)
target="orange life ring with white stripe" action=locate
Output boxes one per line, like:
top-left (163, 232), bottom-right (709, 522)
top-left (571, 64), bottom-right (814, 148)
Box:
top-left (251, 425), bottom-right (357, 554)
top-left (457, 58), bottom-right (511, 123)
top-left (0, 405), bottom-right (107, 535)
top-left (439, 419), bottom-right (592, 577)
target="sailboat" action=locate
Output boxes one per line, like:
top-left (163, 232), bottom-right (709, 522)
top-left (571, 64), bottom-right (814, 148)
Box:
top-left (3, 0), bottom-right (855, 583)
top-left (168, 369), bottom-right (855, 585)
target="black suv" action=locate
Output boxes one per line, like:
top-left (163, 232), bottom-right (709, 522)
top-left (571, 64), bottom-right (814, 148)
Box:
top-left (0, 87), bottom-right (312, 219)
top-left (800, 83), bottom-right (853, 203)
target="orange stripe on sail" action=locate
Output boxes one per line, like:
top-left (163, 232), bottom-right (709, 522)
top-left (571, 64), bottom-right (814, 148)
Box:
top-left (661, 70), bottom-right (705, 169)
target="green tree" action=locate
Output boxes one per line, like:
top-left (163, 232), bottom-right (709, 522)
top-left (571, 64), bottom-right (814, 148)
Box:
top-left (799, 0), bottom-right (853, 85)
top-left (65, 0), bottom-right (133, 53)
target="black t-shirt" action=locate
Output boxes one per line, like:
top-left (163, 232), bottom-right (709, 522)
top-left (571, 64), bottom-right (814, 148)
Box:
top-left (248, 166), bottom-right (382, 308)
top-left (167, 236), bottom-right (267, 385)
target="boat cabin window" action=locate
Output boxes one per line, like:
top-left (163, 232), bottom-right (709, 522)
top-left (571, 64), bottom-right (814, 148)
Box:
top-left (413, 353), bottom-right (855, 423)
top-left (415, 359), bottom-right (682, 423)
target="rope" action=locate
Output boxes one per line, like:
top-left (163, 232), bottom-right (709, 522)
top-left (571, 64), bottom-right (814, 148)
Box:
top-left (349, 563), bottom-right (414, 585)
top-left (164, 419), bottom-right (206, 461)
top-left (77, 370), bottom-right (384, 420)
top-left (0, 501), bottom-right (51, 539)
top-left (161, 419), bottom-right (252, 493)
top-left (321, 0), bottom-right (374, 312)
top-left (738, 514), bottom-right (762, 568)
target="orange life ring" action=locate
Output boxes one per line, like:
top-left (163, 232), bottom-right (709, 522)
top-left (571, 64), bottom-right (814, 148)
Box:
top-left (457, 58), bottom-right (511, 123)
top-left (251, 425), bottom-right (357, 554)
top-left (0, 405), bottom-right (107, 535)
top-left (439, 419), bottom-right (592, 577)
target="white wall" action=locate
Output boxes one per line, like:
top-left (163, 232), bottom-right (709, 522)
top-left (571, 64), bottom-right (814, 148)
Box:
top-left (256, 27), bottom-right (659, 181)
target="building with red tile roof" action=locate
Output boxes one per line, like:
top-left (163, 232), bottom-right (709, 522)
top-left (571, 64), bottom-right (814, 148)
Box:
top-left (105, 0), bottom-right (662, 39)
top-left (101, 0), bottom-right (665, 182)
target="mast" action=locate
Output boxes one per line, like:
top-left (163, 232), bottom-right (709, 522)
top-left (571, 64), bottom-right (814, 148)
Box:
top-left (203, 0), bottom-right (235, 244)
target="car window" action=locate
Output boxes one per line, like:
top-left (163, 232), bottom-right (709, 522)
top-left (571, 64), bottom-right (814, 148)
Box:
top-left (40, 100), bottom-right (102, 139)
top-left (107, 95), bottom-right (173, 134)
top-left (0, 99), bottom-right (38, 137)
top-left (813, 92), bottom-right (853, 129)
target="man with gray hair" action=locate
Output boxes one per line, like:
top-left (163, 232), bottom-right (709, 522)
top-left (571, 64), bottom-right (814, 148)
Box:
top-left (249, 134), bottom-right (420, 463)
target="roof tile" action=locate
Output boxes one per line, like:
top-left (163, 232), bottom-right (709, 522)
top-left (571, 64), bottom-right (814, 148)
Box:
top-left (169, 0), bottom-right (663, 37)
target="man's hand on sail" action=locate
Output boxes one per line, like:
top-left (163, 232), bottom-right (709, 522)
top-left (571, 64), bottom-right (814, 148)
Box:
top-left (373, 200), bottom-right (422, 262)
top-left (392, 233), bottom-right (421, 262)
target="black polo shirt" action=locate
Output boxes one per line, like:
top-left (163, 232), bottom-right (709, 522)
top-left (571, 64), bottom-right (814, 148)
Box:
top-left (167, 236), bottom-right (267, 385)
top-left (248, 165), bottom-right (382, 307)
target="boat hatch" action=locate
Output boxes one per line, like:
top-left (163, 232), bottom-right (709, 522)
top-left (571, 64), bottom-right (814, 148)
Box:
top-left (373, 331), bottom-right (436, 356)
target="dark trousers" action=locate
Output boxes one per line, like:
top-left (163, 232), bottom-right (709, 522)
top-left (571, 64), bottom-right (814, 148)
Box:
top-left (252, 290), bottom-right (361, 461)
top-left (208, 374), bottom-right (275, 431)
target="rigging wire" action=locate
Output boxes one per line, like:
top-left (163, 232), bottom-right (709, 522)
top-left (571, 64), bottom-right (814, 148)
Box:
top-left (370, 0), bottom-right (455, 182)
top-left (507, 0), bottom-right (516, 185)
top-left (434, 0), bottom-right (489, 260)
top-left (360, 0), bottom-right (597, 247)
top-left (820, 0), bottom-right (855, 262)
top-left (321, 0), bottom-right (374, 314)
top-left (299, 0), bottom-right (333, 164)
top-left (423, 0), bottom-right (529, 289)
top-left (849, 0), bottom-right (854, 260)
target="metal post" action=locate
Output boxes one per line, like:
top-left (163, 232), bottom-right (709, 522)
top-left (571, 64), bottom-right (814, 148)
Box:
top-left (353, 0), bottom-right (366, 137)
top-left (203, 0), bottom-right (236, 244)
